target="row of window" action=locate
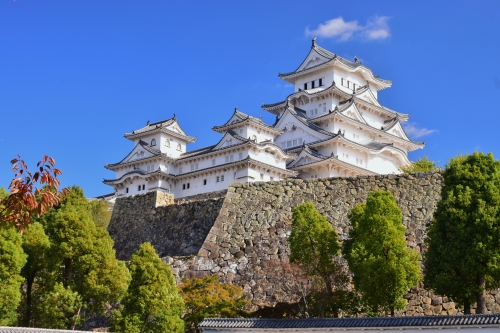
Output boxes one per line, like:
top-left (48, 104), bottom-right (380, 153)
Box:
top-left (181, 153), bottom-right (245, 173)
top-left (303, 78), bottom-right (324, 91)
top-left (150, 138), bottom-right (182, 151)
top-left (341, 78), bottom-right (358, 91)
top-left (282, 138), bottom-right (303, 149)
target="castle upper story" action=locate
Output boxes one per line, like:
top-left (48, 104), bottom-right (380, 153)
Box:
top-left (102, 39), bottom-right (424, 200)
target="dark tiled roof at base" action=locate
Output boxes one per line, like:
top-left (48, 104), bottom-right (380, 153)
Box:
top-left (199, 314), bottom-right (500, 329)
top-left (0, 327), bottom-right (90, 333)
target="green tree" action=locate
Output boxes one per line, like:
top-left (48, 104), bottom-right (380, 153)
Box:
top-left (0, 187), bottom-right (8, 199)
top-left (38, 186), bottom-right (130, 328)
top-left (180, 274), bottom-right (248, 333)
top-left (20, 222), bottom-right (52, 326)
top-left (0, 225), bottom-right (27, 325)
top-left (37, 283), bottom-right (82, 329)
top-left (111, 242), bottom-right (185, 333)
top-left (423, 152), bottom-right (500, 314)
top-left (343, 191), bottom-right (421, 316)
top-left (400, 155), bottom-right (439, 174)
top-left (289, 202), bottom-right (348, 317)
top-left (88, 199), bottom-right (112, 229)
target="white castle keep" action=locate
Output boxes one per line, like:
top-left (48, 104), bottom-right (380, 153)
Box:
top-left (103, 38), bottom-right (424, 199)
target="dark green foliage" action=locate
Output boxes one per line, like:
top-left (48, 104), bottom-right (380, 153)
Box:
top-left (20, 222), bottom-right (52, 326)
top-left (289, 202), bottom-right (349, 317)
top-left (400, 155), bottom-right (439, 173)
top-left (423, 152), bottom-right (500, 314)
top-left (37, 283), bottom-right (82, 329)
top-left (34, 186), bottom-right (130, 328)
top-left (344, 191), bottom-right (421, 316)
top-left (0, 225), bottom-right (27, 325)
top-left (111, 242), bottom-right (185, 333)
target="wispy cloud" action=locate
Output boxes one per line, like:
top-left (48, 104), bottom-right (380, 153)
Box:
top-left (305, 16), bottom-right (391, 42)
top-left (403, 123), bottom-right (437, 139)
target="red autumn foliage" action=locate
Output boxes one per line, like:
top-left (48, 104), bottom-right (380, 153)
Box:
top-left (0, 154), bottom-right (69, 232)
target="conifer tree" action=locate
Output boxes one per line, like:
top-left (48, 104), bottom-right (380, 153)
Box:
top-left (111, 242), bottom-right (185, 333)
top-left (343, 191), bottom-right (421, 316)
top-left (289, 202), bottom-right (348, 317)
top-left (0, 225), bottom-right (27, 325)
top-left (38, 186), bottom-right (130, 327)
top-left (424, 152), bottom-right (500, 314)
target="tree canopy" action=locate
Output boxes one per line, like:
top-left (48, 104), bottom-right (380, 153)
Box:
top-left (34, 186), bottom-right (130, 328)
top-left (180, 274), bottom-right (248, 333)
top-left (343, 190), bottom-right (421, 316)
top-left (0, 155), bottom-right (68, 232)
top-left (423, 152), bottom-right (500, 314)
top-left (400, 155), bottom-right (439, 174)
top-left (0, 225), bottom-right (27, 325)
top-left (289, 202), bottom-right (349, 317)
top-left (88, 199), bottom-right (112, 229)
top-left (111, 242), bottom-right (184, 333)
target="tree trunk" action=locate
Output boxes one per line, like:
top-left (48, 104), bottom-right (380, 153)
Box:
top-left (464, 300), bottom-right (471, 314)
top-left (24, 275), bottom-right (34, 326)
top-left (476, 275), bottom-right (487, 314)
top-left (323, 276), bottom-right (339, 318)
top-left (64, 258), bottom-right (72, 286)
top-left (390, 306), bottom-right (395, 316)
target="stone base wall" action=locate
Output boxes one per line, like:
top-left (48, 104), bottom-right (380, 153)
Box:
top-left (109, 172), bottom-right (500, 315)
top-left (108, 191), bottom-right (224, 259)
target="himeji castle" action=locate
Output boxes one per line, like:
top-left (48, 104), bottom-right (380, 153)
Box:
top-left (103, 38), bottom-right (424, 199)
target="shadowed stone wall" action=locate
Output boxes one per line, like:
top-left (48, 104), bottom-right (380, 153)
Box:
top-left (108, 191), bottom-right (224, 259)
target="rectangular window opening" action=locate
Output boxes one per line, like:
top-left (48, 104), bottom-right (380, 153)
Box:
top-left (311, 81), bottom-right (315, 89)
top-left (142, 184), bottom-right (145, 190)
top-left (187, 183), bottom-right (190, 189)
top-left (216, 176), bottom-right (220, 183)
top-left (183, 184), bottom-right (186, 190)
top-left (221, 175), bottom-right (225, 182)
top-left (319, 78), bottom-right (323, 86)
top-left (203, 179), bottom-right (207, 185)
top-left (304, 83), bottom-right (308, 90)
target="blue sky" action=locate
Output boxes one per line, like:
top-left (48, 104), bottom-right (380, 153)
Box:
top-left (1, 1), bottom-right (499, 197)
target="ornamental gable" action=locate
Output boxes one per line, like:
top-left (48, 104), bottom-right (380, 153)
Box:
top-left (296, 49), bottom-right (331, 72)
top-left (340, 103), bottom-right (367, 124)
top-left (213, 132), bottom-right (246, 150)
top-left (354, 88), bottom-right (380, 106)
top-left (122, 142), bottom-right (158, 164)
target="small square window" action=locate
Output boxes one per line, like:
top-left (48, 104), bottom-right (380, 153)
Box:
top-left (221, 175), bottom-right (225, 182)
top-left (319, 78), bottom-right (323, 86)
top-left (179, 167), bottom-right (183, 173)
top-left (239, 152), bottom-right (243, 159)
top-left (216, 176), bottom-right (220, 182)
top-left (183, 184), bottom-right (186, 190)
top-left (287, 141), bottom-right (292, 148)
top-left (212, 159), bottom-right (216, 166)
top-left (187, 183), bottom-right (190, 189)
top-left (293, 139), bottom-right (297, 146)
top-left (137, 185), bottom-right (141, 191)
top-left (304, 83), bottom-right (308, 90)
top-left (203, 179), bottom-right (207, 185)
top-left (126, 188), bottom-right (129, 193)
top-left (142, 184), bottom-right (145, 190)
top-left (311, 80), bottom-right (315, 89)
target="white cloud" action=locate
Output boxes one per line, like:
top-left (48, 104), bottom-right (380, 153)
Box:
top-left (305, 17), bottom-right (362, 41)
top-left (403, 123), bottom-right (437, 139)
top-left (306, 16), bottom-right (391, 41)
top-left (365, 16), bottom-right (391, 40)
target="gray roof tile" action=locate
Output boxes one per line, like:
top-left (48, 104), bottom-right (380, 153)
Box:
top-left (199, 314), bottom-right (500, 329)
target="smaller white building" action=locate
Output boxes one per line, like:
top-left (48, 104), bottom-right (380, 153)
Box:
top-left (104, 111), bottom-right (295, 199)
top-left (199, 314), bottom-right (500, 333)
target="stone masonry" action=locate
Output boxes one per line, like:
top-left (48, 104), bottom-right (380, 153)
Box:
top-left (108, 171), bottom-right (500, 315)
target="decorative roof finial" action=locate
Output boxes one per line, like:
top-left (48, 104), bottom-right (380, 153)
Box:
top-left (173, 113), bottom-right (177, 120)
top-left (354, 55), bottom-right (359, 63)
top-left (235, 107), bottom-right (238, 112)
top-left (312, 36), bottom-right (317, 48)
top-left (259, 115), bottom-right (262, 121)
top-left (146, 120), bottom-right (150, 125)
